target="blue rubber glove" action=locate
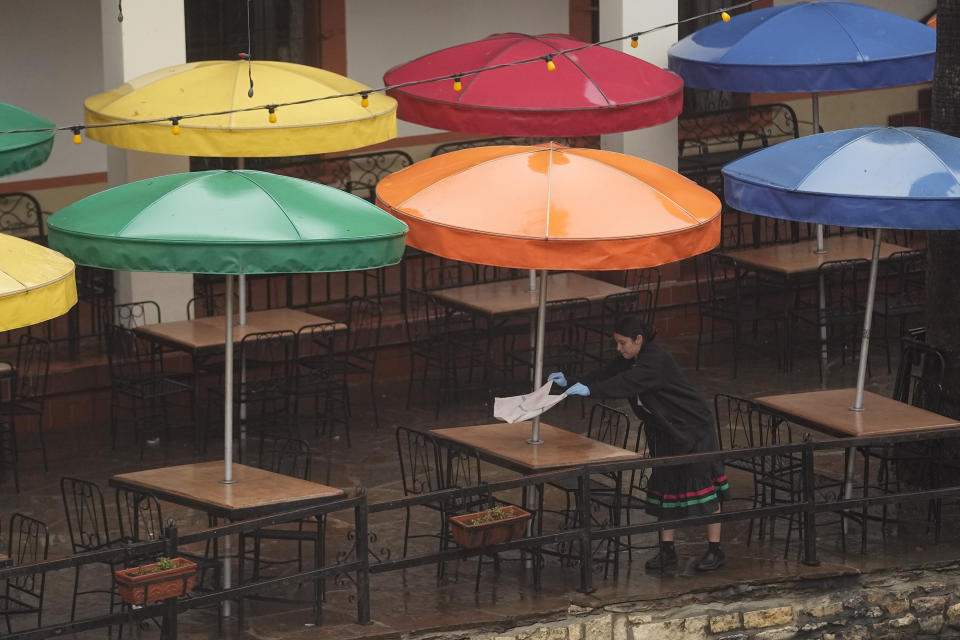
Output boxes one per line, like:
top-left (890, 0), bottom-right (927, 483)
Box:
top-left (565, 382), bottom-right (590, 397)
top-left (547, 372), bottom-right (568, 387)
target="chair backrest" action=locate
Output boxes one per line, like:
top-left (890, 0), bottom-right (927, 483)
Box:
top-left (115, 489), bottom-right (164, 542)
top-left (477, 265), bottom-right (519, 283)
top-left (714, 393), bottom-right (759, 450)
top-left (186, 291), bottom-right (243, 320)
top-left (438, 440), bottom-right (485, 511)
top-left (543, 297), bottom-right (591, 345)
top-left (240, 330), bottom-right (298, 381)
top-left (819, 258), bottom-right (871, 315)
top-left (623, 267), bottom-right (661, 309)
top-left (423, 261), bottom-right (476, 290)
top-left (346, 296), bottom-right (383, 357)
top-left (893, 338), bottom-right (948, 412)
top-left (587, 403), bottom-right (632, 449)
top-left (6, 512), bottom-right (49, 616)
top-left (14, 335), bottom-right (50, 403)
top-left (109, 300), bottom-right (161, 329)
top-left (0, 192), bottom-right (45, 243)
top-left (295, 321), bottom-right (342, 369)
top-left (879, 249), bottom-right (927, 311)
top-left (61, 477), bottom-right (112, 553)
top-left (695, 252), bottom-right (741, 309)
top-left (256, 435), bottom-right (312, 480)
top-left (396, 426), bottom-right (442, 497)
top-left (404, 288), bottom-right (444, 347)
top-left (601, 290), bottom-right (656, 333)
top-left (105, 324), bottom-right (159, 380)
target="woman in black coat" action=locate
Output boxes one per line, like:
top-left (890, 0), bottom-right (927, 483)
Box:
top-left (550, 315), bottom-right (728, 571)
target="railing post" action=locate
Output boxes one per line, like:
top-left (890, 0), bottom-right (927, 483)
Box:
top-left (355, 495), bottom-right (371, 624)
top-left (577, 467), bottom-right (594, 594)
top-left (163, 524), bottom-right (180, 639)
top-left (801, 440), bottom-right (820, 566)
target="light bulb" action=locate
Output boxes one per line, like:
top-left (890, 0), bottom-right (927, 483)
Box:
top-left (361, 93), bottom-right (369, 108)
top-left (546, 56), bottom-right (556, 72)
top-left (268, 108), bottom-right (277, 123)
top-left (72, 129), bottom-right (82, 144)
top-left (454, 76), bottom-right (462, 92)
top-left (721, 11), bottom-right (731, 22)
top-left (631, 36), bottom-right (638, 48)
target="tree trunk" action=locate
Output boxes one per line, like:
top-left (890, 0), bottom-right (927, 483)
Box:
top-left (927, 0), bottom-right (960, 406)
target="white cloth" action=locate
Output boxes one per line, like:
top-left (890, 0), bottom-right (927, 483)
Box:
top-left (493, 381), bottom-right (566, 423)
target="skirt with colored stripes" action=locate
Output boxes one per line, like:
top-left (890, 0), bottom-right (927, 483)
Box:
top-left (645, 459), bottom-right (730, 519)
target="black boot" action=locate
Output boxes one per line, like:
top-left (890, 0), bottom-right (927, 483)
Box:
top-left (695, 542), bottom-right (725, 572)
top-left (645, 541), bottom-right (678, 571)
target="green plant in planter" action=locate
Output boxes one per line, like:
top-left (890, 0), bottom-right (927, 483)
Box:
top-left (136, 556), bottom-right (177, 576)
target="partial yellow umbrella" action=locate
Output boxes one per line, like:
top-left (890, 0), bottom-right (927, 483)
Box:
top-left (0, 233), bottom-right (77, 331)
top-left (84, 60), bottom-right (397, 157)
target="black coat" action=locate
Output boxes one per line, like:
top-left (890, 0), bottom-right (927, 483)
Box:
top-left (578, 342), bottom-right (716, 457)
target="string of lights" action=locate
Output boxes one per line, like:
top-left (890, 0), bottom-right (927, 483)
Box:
top-left (1, 1), bottom-right (751, 142)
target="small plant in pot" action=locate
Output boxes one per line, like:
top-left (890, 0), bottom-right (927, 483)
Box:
top-left (114, 556), bottom-right (197, 605)
top-left (449, 505), bottom-right (532, 549)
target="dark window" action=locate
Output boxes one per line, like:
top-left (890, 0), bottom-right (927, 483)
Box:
top-left (185, 0), bottom-right (310, 63)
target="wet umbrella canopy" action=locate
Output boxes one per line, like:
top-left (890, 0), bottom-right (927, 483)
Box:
top-left (384, 33), bottom-right (683, 136)
top-left (378, 144), bottom-right (720, 442)
top-left (723, 126), bottom-right (960, 410)
top-left (48, 170), bottom-right (408, 482)
top-left (0, 103), bottom-right (55, 178)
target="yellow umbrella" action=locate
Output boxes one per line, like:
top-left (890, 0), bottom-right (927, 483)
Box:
top-left (84, 60), bottom-right (397, 157)
top-left (0, 234), bottom-right (77, 331)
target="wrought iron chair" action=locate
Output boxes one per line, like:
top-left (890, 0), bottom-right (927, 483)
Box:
top-left (0, 336), bottom-right (51, 486)
top-left (329, 296), bottom-right (383, 431)
top-left (623, 266), bottom-right (662, 311)
top-left (695, 252), bottom-right (784, 378)
top-left (395, 426), bottom-right (444, 557)
top-left (106, 324), bottom-right (193, 455)
top-left (504, 297), bottom-right (591, 389)
top-left (115, 489), bottom-right (164, 544)
top-left (294, 322), bottom-right (349, 443)
top-left (714, 393), bottom-right (764, 542)
top-left (872, 249), bottom-right (927, 372)
top-left (0, 513), bottom-right (49, 633)
top-left (579, 290), bottom-right (655, 364)
top-left (60, 477), bottom-right (120, 622)
top-left (107, 300), bottom-right (161, 329)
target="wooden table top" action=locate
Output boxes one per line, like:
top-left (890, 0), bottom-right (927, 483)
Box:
top-left (110, 461), bottom-right (344, 519)
top-left (429, 273), bottom-right (629, 317)
top-left (135, 308), bottom-right (343, 352)
top-left (722, 235), bottom-right (910, 276)
top-left (754, 389), bottom-right (960, 438)
top-left (432, 422), bottom-right (640, 473)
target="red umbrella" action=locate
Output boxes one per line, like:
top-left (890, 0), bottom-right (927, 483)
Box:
top-left (384, 33), bottom-right (683, 137)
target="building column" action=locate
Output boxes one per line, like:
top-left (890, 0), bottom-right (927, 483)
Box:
top-left (99, 0), bottom-right (192, 321)
top-left (598, 1), bottom-right (678, 170)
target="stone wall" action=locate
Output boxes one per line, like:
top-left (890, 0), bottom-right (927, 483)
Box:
top-left (406, 564), bottom-right (960, 640)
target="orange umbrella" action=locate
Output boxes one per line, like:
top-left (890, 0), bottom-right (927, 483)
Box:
top-left (377, 143), bottom-right (720, 442)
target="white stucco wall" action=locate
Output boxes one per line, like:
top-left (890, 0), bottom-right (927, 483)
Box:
top-left (1, 0), bottom-right (107, 185)
top-left (344, 0), bottom-right (569, 138)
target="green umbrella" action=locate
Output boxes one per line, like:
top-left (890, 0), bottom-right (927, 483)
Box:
top-left (0, 104), bottom-right (55, 178)
top-left (47, 169), bottom-right (408, 482)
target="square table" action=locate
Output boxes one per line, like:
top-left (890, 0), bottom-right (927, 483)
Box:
top-left (134, 309), bottom-right (345, 452)
top-left (754, 388), bottom-right (960, 503)
top-left (111, 461), bottom-right (344, 618)
top-left (429, 273), bottom-right (629, 319)
top-left (432, 421), bottom-right (640, 474)
top-left (722, 235), bottom-right (909, 277)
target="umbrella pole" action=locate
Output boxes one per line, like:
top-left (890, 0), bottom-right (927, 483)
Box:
top-left (809, 93), bottom-right (829, 386)
top-left (529, 269), bottom-right (548, 445)
top-left (223, 274), bottom-right (236, 483)
top-left (852, 228), bottom-right (882, 412)
top-left (812, 93), bottom-right (827, 255)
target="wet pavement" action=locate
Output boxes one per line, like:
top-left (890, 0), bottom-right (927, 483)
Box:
top-left (1, 328), bottom-right (956, 639)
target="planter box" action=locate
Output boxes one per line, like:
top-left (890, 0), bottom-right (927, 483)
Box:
top-left (449, 506), bottom-right (532, 549)
top-left (114, 558), bottom-right (197, 605)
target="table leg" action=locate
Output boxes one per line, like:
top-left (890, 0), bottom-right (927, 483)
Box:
top-left (191, 351), bottom-right (203, 455)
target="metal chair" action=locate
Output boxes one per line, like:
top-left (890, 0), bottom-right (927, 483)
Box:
top-left (294, 322), bottom-right (349, 443)
top-left (0, 193), bottom-right (44, 244)
top-left (505, 297), bottom-right (590, 388)
top-left (714, 394), bottom-right (764, 542)
top-left (230, 330), bottom-right (298, 451)
top-left (106, 324), bottom-right (193, 455)
top-left (185, 290), bottom-right (244, 320)
top-left (395, 426), bottom-right (444, 557)
top-left (329, 296), bottom-right (383, 430)
top-left (786, 258), bottom-right (871, 382)
top-left (60, 477), bottom-right (120, 622)
top-left (872, 249), bottom-right (927, 372)
top-left (0, 336), bottom-right (51, 485)
top-left (695, 252), bottom-right (783, 378)
top-left (115, 488), bottom-right (164, 543)
top-left (0, 513), bottom-right (49, 633)
top-left (579, 290), bottom-right (655, 364)
top-left (106, 300), bottom-right (161, 329)
top-left (623, 266), bottom-right (661, 311)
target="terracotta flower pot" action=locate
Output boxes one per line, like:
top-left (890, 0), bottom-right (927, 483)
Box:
top-left (449, 506), bottom-right (532, 549)
top-left (114, 557), bottom-right (197, 605)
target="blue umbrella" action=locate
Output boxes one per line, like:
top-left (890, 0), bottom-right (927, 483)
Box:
top-left (723, 126), bottom-right (960, 409)
top-left (669, 1), bottom-right (935, 240)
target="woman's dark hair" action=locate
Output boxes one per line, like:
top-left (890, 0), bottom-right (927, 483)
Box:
top-left (614, 315), bottom-right (656, 342)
